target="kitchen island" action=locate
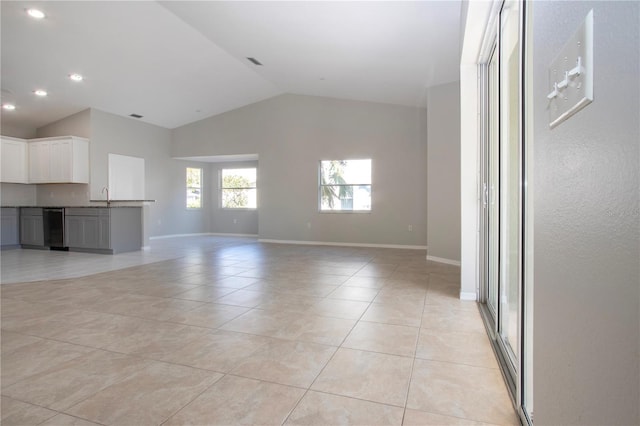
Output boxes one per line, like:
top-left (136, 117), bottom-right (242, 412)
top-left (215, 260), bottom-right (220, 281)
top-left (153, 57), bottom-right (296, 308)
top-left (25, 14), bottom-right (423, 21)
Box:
top-left (65, 206), bottom-right (142, 254)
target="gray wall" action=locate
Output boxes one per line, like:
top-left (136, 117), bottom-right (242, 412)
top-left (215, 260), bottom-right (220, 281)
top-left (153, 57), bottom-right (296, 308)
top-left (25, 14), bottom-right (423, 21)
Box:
top-left (532, 2), bottom-right (639, 424)
top-left (209, 161), bottom-right (259, 235)
top-left (172, 94), bottom-right (428, 247)
top-left (89, 109), bottom-right (210, 238)
top-left (427, 81), bottom-right (461, 262)
top-left (36, 109), bottom-right (91, 139)
top-left (0, 123), bottom-right (37, 139)
top-left (0, 183), bottom-right (36, 206)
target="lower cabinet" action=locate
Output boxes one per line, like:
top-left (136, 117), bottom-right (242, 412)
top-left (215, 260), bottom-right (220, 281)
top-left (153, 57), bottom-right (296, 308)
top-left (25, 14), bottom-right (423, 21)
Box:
top-left (65, 207), bottom-right (140, 254)
top-left (20, 208), bottom-right (45, 248)
top-left (1, 208), bottom-right (20, 248)
top-left (65, 213), bottom-right (109, 250)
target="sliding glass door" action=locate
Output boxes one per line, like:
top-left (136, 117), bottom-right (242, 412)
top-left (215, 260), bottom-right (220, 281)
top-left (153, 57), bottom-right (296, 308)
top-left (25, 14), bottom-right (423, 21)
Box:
top-left (487, 44), bottom-right (499, 322)
top-left (497, 0), bottom-right (522, 374)
top-left (479, 0), bottom-right (531, 423)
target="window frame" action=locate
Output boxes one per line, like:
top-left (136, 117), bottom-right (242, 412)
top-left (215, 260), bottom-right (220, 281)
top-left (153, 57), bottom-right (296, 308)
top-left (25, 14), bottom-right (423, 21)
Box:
top-left (318, 159), bottom-right (372, 213)
top-left (220, 167), bottom-right (258, 210)
top-left (186, 167), bottom-right (203, 210)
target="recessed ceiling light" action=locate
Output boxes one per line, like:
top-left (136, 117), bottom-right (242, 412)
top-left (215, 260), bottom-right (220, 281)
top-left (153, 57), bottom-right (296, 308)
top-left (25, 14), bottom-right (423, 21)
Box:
top-left (69, 73), bottom-right (83, 82)
top-left (26, 8), bottom-right (46, 19)
top-left (34, 89), bottom-right (48, 97)
top-left (2, 104), bottom-right (16, 111)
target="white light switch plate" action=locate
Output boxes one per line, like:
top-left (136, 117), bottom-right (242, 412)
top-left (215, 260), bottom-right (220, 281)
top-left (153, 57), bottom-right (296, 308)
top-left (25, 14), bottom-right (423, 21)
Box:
top-left (548, 10), bottom-right (594, 128)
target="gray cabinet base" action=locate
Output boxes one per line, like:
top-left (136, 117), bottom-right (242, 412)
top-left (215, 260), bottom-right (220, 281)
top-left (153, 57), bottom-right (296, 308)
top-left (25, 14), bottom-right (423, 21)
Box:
top-left (20, 244), bottom-right (48, 250)
top-left (65, 207), bottom-right (142, 255)
top-left (68, 247), bottom-right (116, 255)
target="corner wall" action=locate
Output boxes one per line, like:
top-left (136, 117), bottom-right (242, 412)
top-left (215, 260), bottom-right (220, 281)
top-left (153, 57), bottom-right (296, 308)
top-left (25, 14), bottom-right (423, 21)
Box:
top-left (1, 123), bottom-right (37, 139)
top-left (90, 109), bottom-right (211, 238)
top-left (37, 109), bottom-right (91, 139)
top-left (427, 81), bottom-right (461, 263)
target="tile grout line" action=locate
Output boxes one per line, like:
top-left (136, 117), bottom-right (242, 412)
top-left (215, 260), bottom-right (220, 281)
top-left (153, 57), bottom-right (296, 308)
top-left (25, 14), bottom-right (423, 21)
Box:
top-left (280, 265), bottom-right (372, 425)
top-left (1, 395), bottom-right (65, 426)
top-left (3, 240), bottom-right (467, 425)
top-left (400, 273), bottom-right (430, 425)
top-left (158, 371), bottom-right (227, 426)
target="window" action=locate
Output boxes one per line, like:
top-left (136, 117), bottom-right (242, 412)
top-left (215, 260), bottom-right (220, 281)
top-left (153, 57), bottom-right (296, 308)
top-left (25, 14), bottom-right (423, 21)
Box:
top-left (186, 167), bottom-right (202, 209)
top-left (221, 168), bottom-right (257, 209)
top-left (319, 159), bottom-right (371, 211)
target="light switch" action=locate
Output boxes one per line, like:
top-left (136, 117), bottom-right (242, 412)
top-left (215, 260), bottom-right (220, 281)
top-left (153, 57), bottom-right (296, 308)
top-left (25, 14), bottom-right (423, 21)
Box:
top-left (548, 9), bottom-right (594, 128)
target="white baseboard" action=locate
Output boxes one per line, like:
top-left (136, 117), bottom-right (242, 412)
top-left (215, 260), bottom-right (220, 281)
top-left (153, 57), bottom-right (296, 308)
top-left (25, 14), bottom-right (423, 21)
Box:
top-left (426, 255), bottom-right (461, 266)
top-left (150, 232), bottom-right (258, 240)
top-left (208, 233), bottom-right (259, 238)
top-left (259, 239), bottom-right (427, 250)
top-left (459, 291), bottom-right (477, 301)
top-left (150, 233), bottom-right (211, 240)
top-left (149, 234), bottom-right (424, 250)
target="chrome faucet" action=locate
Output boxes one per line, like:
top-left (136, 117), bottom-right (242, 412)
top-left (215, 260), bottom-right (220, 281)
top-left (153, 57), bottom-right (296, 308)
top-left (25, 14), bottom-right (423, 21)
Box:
top-left (102, 186), bottom-right (110, 205)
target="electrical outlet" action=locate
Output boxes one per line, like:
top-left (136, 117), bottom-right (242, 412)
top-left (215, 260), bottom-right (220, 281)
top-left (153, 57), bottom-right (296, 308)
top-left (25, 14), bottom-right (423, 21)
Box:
top-left (307, 222), bottom-right (311, 229)
top-left (233, 218), bottom-right (238, 224)
top-left (408, 225), bottom-right (413, 231)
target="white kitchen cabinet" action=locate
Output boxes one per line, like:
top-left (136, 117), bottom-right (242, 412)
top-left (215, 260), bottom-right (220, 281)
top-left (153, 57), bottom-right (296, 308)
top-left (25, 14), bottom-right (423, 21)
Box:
top-left (1, 137), bottom-right (28, 183)
top-left (28, 141), bottom-right (50, 183)
top-left (28, 136), bottom-right (89, 184)
top-left (50, 140), bottom-right (71, 182)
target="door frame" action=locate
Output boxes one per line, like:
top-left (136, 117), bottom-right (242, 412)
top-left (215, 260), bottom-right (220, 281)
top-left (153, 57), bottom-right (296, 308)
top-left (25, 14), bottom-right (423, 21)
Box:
top-left (475, 0), bottom-right (533, 424)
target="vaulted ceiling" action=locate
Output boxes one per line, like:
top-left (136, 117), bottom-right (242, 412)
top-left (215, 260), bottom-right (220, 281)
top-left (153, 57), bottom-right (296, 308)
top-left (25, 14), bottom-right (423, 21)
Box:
top-left (1, 1), bottom-right (461, 131)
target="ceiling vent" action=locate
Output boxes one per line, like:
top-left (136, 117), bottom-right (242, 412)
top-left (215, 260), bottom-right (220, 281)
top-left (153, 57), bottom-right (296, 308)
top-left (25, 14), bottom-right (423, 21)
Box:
top-left (129, 113), bottom-right (143, 119)
top-left (246, 57), bottom-right (263, 66)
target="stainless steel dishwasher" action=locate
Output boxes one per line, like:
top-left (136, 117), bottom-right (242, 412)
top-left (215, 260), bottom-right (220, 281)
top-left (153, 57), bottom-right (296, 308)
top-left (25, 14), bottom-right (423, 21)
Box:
top-left (43, 208), bottom-right (67, 250)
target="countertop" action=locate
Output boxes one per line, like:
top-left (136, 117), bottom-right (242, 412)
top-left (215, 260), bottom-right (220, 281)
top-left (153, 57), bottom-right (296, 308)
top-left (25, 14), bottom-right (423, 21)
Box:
top-left (89, 200), bottom-right (156, 203)
top-left (1, 204), bottom-right (149, 209)
top-left (88, 200), bottom-right (155, 207)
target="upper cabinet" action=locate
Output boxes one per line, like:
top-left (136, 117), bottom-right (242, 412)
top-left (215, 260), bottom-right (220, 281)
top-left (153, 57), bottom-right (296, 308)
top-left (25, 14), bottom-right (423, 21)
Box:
top-left (28, 140), bottom-right (50, 183)
top-left (28, 136), bottom-right (90, 184)
top-left (1, 136), bottom-right (29, 183)
top-left (1, 135), bottom-right (90, 184)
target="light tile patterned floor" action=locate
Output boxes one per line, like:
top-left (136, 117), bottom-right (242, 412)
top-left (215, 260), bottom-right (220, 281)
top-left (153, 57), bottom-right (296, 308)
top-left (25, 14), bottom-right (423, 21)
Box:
top-left (0, 236), bottom-right (519, 425)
